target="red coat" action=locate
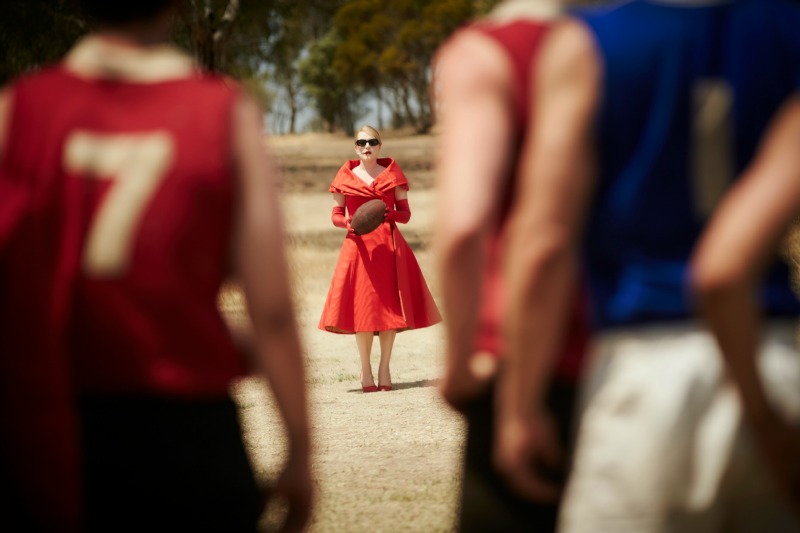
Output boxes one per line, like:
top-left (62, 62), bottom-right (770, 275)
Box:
top-left (319, 158), bottom-right (441, 333)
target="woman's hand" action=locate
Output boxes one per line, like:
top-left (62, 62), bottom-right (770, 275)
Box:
top-left (331, 205), bottom-right (354, 232)
top-left (385, 199), bottom-right (411, 224)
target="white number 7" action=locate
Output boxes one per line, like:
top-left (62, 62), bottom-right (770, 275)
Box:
top-left (63, 130), bottom-right (174, 277)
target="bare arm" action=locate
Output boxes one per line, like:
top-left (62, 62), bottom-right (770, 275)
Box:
top-left (495, 19), bottom-right (600, 500)
top-left (691, 94), bottom-right (800, 507)
top-left (231, 94), bottom-right (312, 532)
top-left (693, 95), bottom-right (800, 426)
top-left (432, 29), bottom-right (515, 410)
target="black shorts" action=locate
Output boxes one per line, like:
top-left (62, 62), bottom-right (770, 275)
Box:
top-left (457, 378), bottom-right (577, 533)
top-left (80, 395), bottom-right (264, 533)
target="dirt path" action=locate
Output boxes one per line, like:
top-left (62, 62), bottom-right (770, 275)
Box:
top-left (224, 132), bottom-right (466, 533)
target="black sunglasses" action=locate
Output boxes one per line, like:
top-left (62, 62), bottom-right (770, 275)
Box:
top-left (355, 138), bottom-right (380, 147)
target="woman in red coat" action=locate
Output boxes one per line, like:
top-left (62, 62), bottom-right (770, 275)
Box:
top-left (320, 125), bottom-right (441, 392)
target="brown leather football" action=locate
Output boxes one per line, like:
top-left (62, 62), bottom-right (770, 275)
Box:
top-left (350, 199), bottom-right (386, 235)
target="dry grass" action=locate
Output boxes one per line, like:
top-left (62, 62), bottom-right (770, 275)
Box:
top-left (222, 131), bottom-right (464, 533)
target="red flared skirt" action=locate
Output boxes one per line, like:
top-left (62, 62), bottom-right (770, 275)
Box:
top-left (319, 222), bottom-right (441, 334)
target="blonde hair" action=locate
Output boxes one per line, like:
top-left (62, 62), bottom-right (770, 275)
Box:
top-left (356, 125), bottom-right (382, 144)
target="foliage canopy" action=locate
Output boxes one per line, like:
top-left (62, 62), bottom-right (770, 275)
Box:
top-left (1, 0), bottom-right (499, 133)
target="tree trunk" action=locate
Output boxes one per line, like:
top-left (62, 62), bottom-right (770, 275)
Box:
top-left (400, 85), bottom-right (419, 131)
top-left (375, 86), bottom-right (384, 130)
top-left (413, 79), bottom-right (432, 134)
top-left (185, 0), bottom-right (240, 73)
top-left (287, 82), bottom-right (298, 135)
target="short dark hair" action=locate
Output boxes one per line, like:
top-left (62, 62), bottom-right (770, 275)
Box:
top-left (75, 0), bottom-right (179, 26)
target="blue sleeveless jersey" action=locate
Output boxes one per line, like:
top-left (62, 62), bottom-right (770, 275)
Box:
top-left (573, 0), bottom-right (800, 329)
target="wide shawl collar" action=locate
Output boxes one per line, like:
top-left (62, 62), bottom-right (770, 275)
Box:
top-left (328, 158), bottom-right (409, 199)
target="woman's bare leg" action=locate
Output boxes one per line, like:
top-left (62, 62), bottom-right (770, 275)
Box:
top-left (355, 331), bottom-right (375, 387)
top-left (377, 330), bottom-right (397, 388)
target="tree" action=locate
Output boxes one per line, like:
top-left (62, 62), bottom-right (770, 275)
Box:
top-left (385, 0), bottom-right (477, 132)
top-left (299, 28), bottom-right (362, 134)
top-left (179, 0), bottom-right (240, 72)
top-left (264, 0), bottom-right (350, 133)
top-left (1, 0), bottom-right (502, 132)
top-left (327, 0), bottom-right (489, 133)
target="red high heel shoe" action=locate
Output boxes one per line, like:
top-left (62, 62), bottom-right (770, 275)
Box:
top-left (360, 372), bottom-right (377, 393)
top-left (378, 384), bottom-right (392, 392)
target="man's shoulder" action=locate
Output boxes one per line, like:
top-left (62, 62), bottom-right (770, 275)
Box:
top-left (539, 18), bottom-right (599, 72)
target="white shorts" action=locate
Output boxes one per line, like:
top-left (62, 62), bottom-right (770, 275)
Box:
top-left (558, 321), bottom-right (800, 533)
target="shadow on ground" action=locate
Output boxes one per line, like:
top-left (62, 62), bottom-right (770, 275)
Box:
top-left (345, 378), bottom-right (440, 393)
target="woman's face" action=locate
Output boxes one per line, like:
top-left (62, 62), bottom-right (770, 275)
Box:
top-left (354, 131), bottom-right (381, 162)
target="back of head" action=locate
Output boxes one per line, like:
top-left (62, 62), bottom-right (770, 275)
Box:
top-left (74, 0), bottom-right (179, 27)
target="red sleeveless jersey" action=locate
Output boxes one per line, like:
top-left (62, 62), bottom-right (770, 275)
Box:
top-left (6, 63), bottom-right (245, 397)
top-left (467, 20), bottom-right (590, 383)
